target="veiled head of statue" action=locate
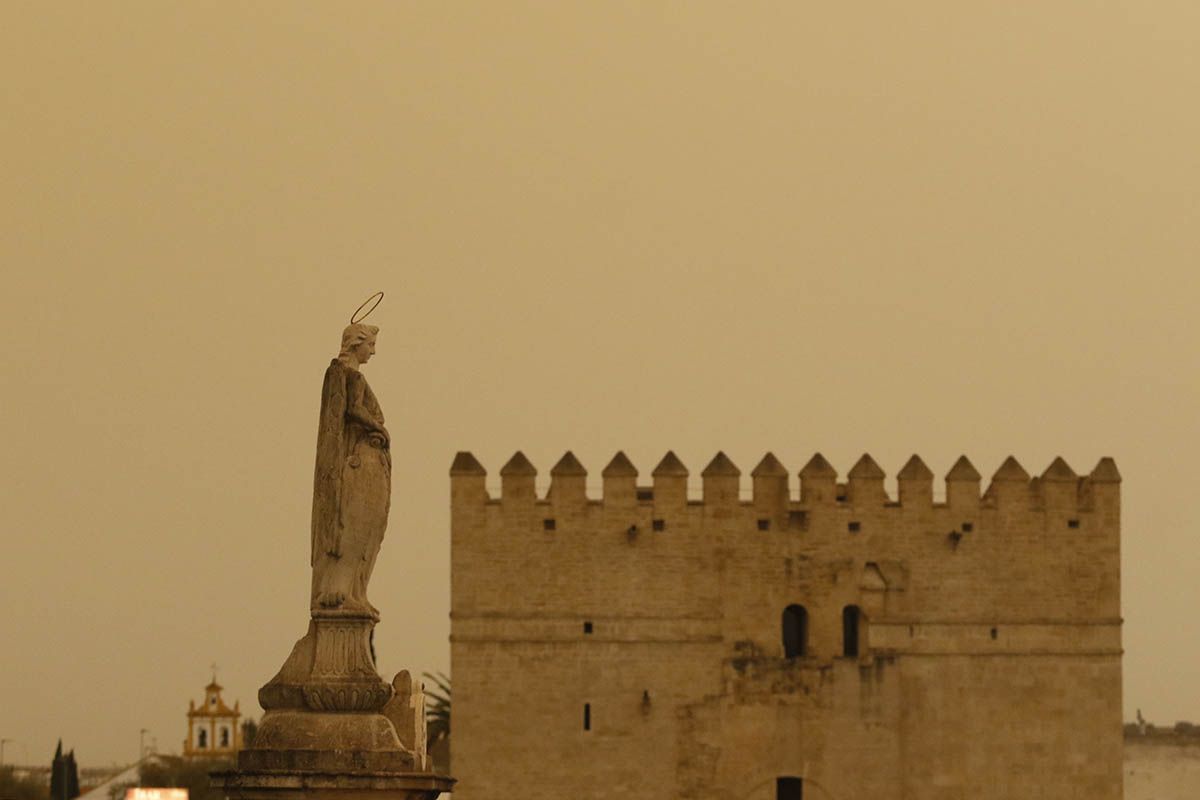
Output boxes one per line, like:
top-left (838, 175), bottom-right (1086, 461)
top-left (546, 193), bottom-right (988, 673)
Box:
top-left (340, 323), bottom-right (379, 364)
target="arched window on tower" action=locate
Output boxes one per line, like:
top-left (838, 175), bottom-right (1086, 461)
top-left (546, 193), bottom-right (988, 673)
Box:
top-left (842, 605), bottom-right (863, 657)
top-left (220, 727), bottom-right (230, 747)
top-left (197, 729), bottom-right (207, 749)
top-left (782, 604), bottom-right (808, 658)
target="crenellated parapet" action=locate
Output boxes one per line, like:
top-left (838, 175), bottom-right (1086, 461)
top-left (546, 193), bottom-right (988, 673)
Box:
top-left (448, 450), bottom-right (1120, 512)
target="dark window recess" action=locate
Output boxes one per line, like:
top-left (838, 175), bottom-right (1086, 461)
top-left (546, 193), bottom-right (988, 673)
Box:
top-left (848, 521), bottom-right (861, 533)
top-left (777, 776), bottom-right (803, 800)
top-left (787, 510), bottom-right (809, 530)
top-left (757, 519), bottom-right (770, 531)
top-left (990, 627), bottom-right (998, 640)
top-left (636, 488), bottom-right (654, 501)
top-left (1068, 519), bottom-right (1080, 529)
top-left (836, 493), bottom-right (847, 502)
top-left (583, 621), bottom-right (593, 634)
top-left (962, 522), bottom-right (974, 532)
top-left (543, 519), bottom-right (556, 531)
top-left (583, 703), bottom-right (591, 731)
top-left (782, 604), bottom-right (808, 659)
top-left (652, 519), bottom-right (665, 532)
top-left (843, 605), bottom-right (861, 657)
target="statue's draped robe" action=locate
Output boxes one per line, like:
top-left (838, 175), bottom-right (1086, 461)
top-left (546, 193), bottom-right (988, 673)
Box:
top-left (310, 359), bottom-right (390, 612)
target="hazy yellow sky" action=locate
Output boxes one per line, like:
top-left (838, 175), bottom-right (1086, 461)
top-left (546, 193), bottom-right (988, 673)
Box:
top-left (2, 2), bottom-right (1198, 766)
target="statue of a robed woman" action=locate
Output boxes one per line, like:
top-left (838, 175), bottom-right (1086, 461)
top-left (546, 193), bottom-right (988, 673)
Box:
top-left (310, 321), bottom-right (391, 615)
top-left (223, 293), bottom-right (453, 797)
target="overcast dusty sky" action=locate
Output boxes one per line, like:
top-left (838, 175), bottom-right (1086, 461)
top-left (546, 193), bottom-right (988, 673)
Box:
top-left (2, 2), bottom-right (1198, 766)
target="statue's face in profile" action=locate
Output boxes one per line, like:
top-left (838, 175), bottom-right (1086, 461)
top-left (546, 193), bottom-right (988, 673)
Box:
top-left (354, 335), bottom-right (377, 364)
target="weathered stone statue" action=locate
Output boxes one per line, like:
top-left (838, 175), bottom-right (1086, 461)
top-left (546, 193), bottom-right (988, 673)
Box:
top-left (214, 298), bottom-right (453, 800)
top-left (311, 322), bottom-right (390, 614)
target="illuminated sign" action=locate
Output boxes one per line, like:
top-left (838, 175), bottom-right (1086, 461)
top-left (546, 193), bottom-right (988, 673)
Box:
top-left (125, 789), bottom-right (188, 800)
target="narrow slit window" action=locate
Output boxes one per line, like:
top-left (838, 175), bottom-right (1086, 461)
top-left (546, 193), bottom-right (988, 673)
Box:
top-left (583, 621), bottom-right (593, 634)
top-left (843, 605), bottom-right (862, 657)
top-left (757, 519), bottom-right (770, 531)
top-left (583, 703), bottom-right (591, 731)
top-left (543, 519), bottom-right (556, 531)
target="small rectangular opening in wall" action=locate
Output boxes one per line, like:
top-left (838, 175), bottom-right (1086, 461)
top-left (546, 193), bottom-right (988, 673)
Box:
top-left (636, 488), bottom-right (654, 501)
top-left (757, 519), bottom-right (770, 531)
top-left (776, 777), bottom-right (803, 800)
top-left (848, 521), bottom-right (861, 533)
top-left (583, 703), bottom-right (591, 731)
top-left (543, 519), bottom-right (556, 531)
top-left (1068, 519), bottom-right (1080, 529)
top-left (787, 510), bottom-right (808, 531)
top-left (583, 621), bottom-right (593, 634)
top-left (962, 522), bottom-right (973, 532)
top-left (652, 519), bottom-right (665, 532)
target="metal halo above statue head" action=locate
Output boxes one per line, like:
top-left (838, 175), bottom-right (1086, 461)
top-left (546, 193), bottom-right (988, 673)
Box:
top-left (350, 291), bottom-right (384, 324)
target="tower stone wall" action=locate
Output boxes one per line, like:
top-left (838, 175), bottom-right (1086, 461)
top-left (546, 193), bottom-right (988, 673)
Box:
top-left (449, 450), bottom-right (1122, 799)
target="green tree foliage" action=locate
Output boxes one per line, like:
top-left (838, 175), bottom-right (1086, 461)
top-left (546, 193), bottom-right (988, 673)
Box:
top-left (240, 720), bottom-right (258, 749)
top-left (49, 741), bottom-right (79, 800)
top-left (0, 766), bottom-right (46, 800)
top-left (422, 672), bottom-right (450, 773)
top-left (423, 672), bottom-right (450, 746)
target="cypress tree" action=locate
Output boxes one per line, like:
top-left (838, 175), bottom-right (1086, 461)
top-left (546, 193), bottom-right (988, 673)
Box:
top-left (48, 741), bottom-right (63, 800)
top-left (65, 751), bottom-right (79, 800)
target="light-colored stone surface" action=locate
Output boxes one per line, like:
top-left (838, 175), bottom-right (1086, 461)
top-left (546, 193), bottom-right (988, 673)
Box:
top-left (311, 323), bottom-right (391, 614)
top-left (1125, 741), bottom-right (1200, 800)
top-left (215, 317), bottom-right (451, 800)
top-left (450, 450), bottom-right (1123, 799)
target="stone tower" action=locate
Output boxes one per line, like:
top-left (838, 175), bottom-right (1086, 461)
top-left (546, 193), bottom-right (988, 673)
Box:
top-left (450, 450), bottom-right (1123, 799)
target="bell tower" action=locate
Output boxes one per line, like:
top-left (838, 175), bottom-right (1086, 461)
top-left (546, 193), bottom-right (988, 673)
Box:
top-left (184, 670), bottom-right (241, 758)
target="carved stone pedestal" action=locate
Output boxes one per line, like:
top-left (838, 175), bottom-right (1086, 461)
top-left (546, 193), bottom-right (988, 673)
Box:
top-left (214, 611), bottom-right (453, 800)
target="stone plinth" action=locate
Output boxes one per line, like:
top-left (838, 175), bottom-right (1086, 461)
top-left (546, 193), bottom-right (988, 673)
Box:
top-left (213, 769), bottom-right (454, 800)
top-left (214, 611), bottom-right (453, 800)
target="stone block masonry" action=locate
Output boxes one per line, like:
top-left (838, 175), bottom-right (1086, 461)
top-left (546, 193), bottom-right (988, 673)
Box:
top-left (450, 450), bottom-right (1122, 799)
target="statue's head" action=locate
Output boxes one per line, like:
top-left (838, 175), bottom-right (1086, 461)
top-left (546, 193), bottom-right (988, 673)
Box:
top-left (339, 323), bottom-right (379, 365)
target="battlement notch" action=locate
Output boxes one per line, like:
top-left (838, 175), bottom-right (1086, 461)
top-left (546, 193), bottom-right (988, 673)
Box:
top-left (652, 451), bottom-right (689, 507)
top-left (701, 452), bottom-right (741, 506)
top-left (897, 455), bottom-right (933, 508)
top-left (986, 456), bottom-right (1031, 509)
top-left (799, 453), bottom-right (838, 504)
top-left (601, 451), bottom-right (638, 506)
top-left (1039, 457), bottom-right (1079, 511)
top-left (500, 451), bottom-right (537, 504)
top-left (751, 453), bottom-right (789, 513)
top-left (450, 451), bottom-right (488, 504)
top-left (945, 456), bottom-right (981, 509)
top-left (847, 454), bottom-right (888, 506)
top-left (549, 451), bottom-right (588, 507)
